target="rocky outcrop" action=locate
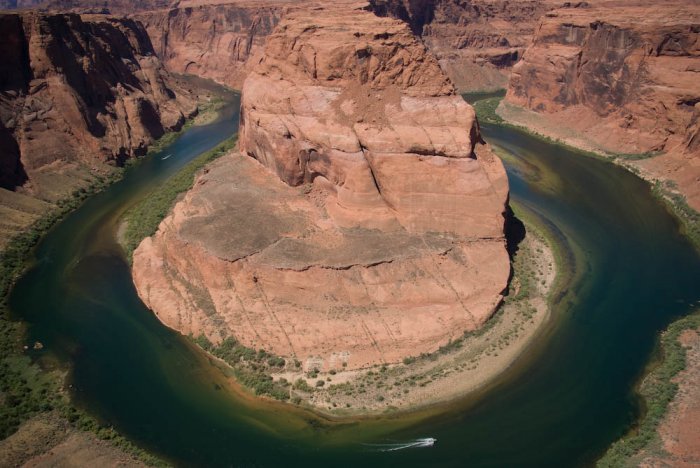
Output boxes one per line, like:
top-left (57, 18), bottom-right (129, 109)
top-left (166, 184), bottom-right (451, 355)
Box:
top-left (0, 11), bottom-right (196, 249)
top-left (133, 1), bottom-right (510, 371)
top-left (504, 0), bottom-right (700, 209)
top-left (0, 12), bottom-right (196, 194)
top-left (134, 1), bottom-right (291, 90)
top-left (2, 0), bottom-right (562, 93)
top-left (368, 0), bottom-right (557, 91)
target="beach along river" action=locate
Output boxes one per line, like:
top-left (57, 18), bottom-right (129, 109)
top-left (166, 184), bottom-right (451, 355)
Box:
top-left (7, 90), bottom-right (700, 466)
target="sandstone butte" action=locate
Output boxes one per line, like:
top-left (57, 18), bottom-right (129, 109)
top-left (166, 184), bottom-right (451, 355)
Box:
top-left (0, 11), bottom-right (196, 241)
top-left (504, 0), bottom-right (700, 210)
top-left (132, 1), bottom-right (511, 371)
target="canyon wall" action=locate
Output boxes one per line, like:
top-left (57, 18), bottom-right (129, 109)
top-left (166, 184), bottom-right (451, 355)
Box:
top-left (134, 2), bottom-right (288, 90)
top-left (368, 0), bottom-right (557, 91)
top-left (2, 0), bottom-right (561, 93)
top-left (504, 1), bottom-right (700, 208)
top-left (0, 12), bottom-right (195, 243)
top-left (133, 1), bottom-right (511, 371)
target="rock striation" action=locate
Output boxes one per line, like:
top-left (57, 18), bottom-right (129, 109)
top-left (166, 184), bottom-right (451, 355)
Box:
top-left (0, 11), bottom-right (196, 249)
top-left (504, 0), bottom-right (700, 208)
top-left (133, 1), bottom-right (510, 371)
top-left (0, 12), bottom-right (195, 194)
top-left (368, 0), bottom-right (557, 91)
top-left (2, 0), bottom-right (564, 93)
top-left (133, 1), bottom-right (291, 90)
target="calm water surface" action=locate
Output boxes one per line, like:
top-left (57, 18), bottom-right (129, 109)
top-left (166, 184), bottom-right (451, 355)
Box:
top-left (8, 92), bottom-right (700, 467)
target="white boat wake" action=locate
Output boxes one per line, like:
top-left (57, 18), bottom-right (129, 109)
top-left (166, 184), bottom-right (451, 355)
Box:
top-left (364, 437), bottom-right (436, 452)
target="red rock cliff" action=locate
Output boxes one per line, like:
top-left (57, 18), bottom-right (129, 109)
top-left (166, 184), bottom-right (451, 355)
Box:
top-left (133, 1), bottom-right (511, 371)
top-left (134, 1), bottom-right (291, 90)
top-left (368, 0), bottom-right (557, 91)
top-left (504, 1), bottom-right (700, 208)
top-left (0, 12), bottom-right (196, 194)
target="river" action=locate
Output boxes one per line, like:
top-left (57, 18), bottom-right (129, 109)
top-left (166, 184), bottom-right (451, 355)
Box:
top-left (7, 90), bottom-right (700, 467)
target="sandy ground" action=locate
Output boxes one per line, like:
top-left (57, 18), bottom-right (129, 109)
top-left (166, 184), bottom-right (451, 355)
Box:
top-left (0, 412), bottom-right (145, 468)
top-left (271, 230), bottom-right (557, 415)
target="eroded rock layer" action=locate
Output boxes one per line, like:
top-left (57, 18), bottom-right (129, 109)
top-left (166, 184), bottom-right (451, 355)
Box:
top-left (505, 1), bottom-right (700, 208)
top-left (133, 2), bottom-right (510, 370)
top-left (0, 12), bottom-right (196, 194)
top-left (134, 1), bottom-right (289, 90)
top-left (368, 0), bottom-right (558, 91)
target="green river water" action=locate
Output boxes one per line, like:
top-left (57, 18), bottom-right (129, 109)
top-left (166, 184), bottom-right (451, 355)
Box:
top-left (7, 90), bottom-right (700, 467)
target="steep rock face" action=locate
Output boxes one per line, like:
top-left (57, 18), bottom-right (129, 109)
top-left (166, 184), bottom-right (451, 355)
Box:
top-left (368, 0), bottom-right (557, 91)
top-left (0, 12), bottom-right (196, 193)
top-left (133, 2), bottom-right (510, 370)
top-left (505, 1), bottom-right (700, 208)
top-left (134, 1), bottom-right (290, 90)
top-left (4, 0), bottom-right (559, 93)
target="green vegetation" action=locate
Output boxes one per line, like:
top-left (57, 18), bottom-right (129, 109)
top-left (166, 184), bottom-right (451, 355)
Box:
top-left (598, 311), bottom-right (700, 467)
top-left (615, 151), bottom-right (662, 161)
top-left (61, 405), bottom-right (168, 466)
top-left (470, 96), bottom-right (504, 124)
top-left (121, 136), bottom-right (237, 261)
top-left (143, 98), bottom-right (225, 157)
top-left (192, 335), bottom-right (291, 401)
top-left (652, 181), bottom-right (700, 252)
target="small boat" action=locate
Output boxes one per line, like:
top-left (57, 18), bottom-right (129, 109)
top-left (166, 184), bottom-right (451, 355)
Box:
top-left (161, 154), bottom-right (172, 160)
top-left (368, 437), bottom-right (437, 452)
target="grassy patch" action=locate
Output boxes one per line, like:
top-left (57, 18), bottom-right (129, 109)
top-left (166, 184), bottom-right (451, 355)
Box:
top-left (615, 151), bottom-right (662, 161)
top-left (121, 136), bottom-right (237, 261)
top-left (598, 311), bottom-right (700, 466)
top-left (652, 181), bottom-right (700, 252)
top-left (471, 96), bottom-right (504, 124)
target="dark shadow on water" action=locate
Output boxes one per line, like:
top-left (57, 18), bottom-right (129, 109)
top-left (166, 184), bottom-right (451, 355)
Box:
top-left (505, 205), bottom-right (526, 259)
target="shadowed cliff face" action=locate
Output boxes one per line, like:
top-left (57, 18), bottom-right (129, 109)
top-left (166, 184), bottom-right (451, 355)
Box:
top-left (133, 2), bottom-right (510, 370)
top-left (0, 0), bottom-right (172, 11)
top-left (0, 12), bottom-right (196, 194)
